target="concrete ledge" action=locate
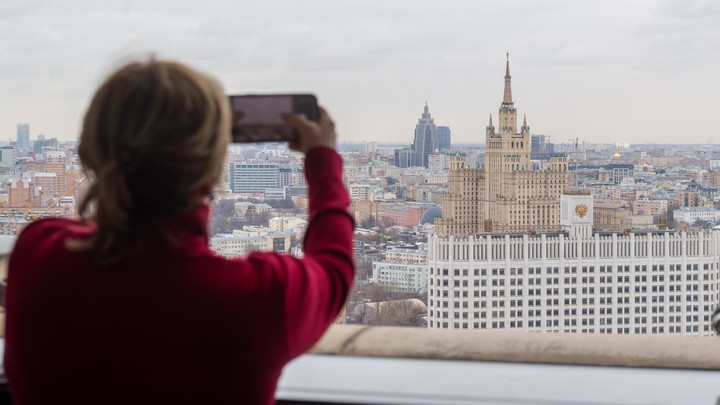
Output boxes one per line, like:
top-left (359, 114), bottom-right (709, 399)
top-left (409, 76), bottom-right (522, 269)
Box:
top-left (311, 324), bottom-right (720, 370)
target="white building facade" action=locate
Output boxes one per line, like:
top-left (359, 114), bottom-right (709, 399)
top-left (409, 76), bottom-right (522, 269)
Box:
top-left (673, 207), bottom-right (720, 224)
top-left (428, 195), bottom-right (720, 336)
top-left (210, 231), bottom-right (292, 258)
top-left (373, 262), bottom-right (429, 294)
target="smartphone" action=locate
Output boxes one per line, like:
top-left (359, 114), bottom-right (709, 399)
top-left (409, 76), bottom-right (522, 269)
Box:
top-left (228, 94), bottom-right (319, 143)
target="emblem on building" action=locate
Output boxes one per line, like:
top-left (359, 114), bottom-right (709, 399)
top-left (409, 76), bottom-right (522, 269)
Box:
top-left (575, 204), bottom-right (588, 218)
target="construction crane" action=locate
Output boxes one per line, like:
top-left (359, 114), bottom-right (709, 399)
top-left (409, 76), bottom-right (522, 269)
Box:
top-left (0, 176), bottom-right (88, 235)
top-left (25, 177), bottom-right (88, 222)
top-left (0, 201), bottom-right (31, 235)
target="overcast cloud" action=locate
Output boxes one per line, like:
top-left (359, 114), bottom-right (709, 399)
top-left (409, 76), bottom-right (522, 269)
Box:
top-left (1, 0), bottom-right (719, 145)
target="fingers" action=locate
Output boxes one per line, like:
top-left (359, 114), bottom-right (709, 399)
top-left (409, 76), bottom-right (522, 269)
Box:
top-left (317, 106), bottom-right (335, 129)
top-left (283, 105), bottom-right (336, 154)
top-left (282, 113), bottom-right (318, 137)
top-left (288, 140), bottom-right (301, 152)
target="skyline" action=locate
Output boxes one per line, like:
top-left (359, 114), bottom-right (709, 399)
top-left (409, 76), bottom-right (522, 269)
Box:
top-left (1, 0), bottom-right (719, 145)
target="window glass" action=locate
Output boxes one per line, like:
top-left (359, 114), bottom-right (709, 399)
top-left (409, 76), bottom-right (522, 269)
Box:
top-left (2, 1), bottom-right (719, 340)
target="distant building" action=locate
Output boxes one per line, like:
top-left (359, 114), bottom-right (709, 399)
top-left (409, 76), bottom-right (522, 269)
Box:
top-left (409, 103), bottom-right (439, 168)
top-left (229, 162), bottom-right (280, 193)
top-left (435, 55), bottom-right (568, 235)
top-left (704, 171), bottom-right (720, 187)
top-left (678, 189), bottom-right (700, 208)
top-left (0, 146), bottom-right (15, 169)
top-left (45, 151), bottom-right (67, 196)
top-left (380, 204), bottom-right (429, 227)
top-left (210, 231), bottom-right (292, 257)
top-left (349, 184), bottom-right (372, 201)
top-left (264, 188), bottom-right (286, 200)
top-left (268, 216), bottom-right (307, 233)
top-left (633, 199), bottom-right (668, 220)
top-left (437, 126), bottom-right (451, 150)
top-left (531, 134), bottom-right (549, 159)
top-left (372, 246), bottom-right (429, 293)
top-left (372, 262), bottom-right (429, 293)
top-left (33, 138), bottom-right (59, 154)
top-left (673, 207), bottom-right (720, 224)
top-left (594, 203), bottom-right (632, 232)
top-left (429, 193), bottom-right (720, 336)
top-left (16, 123), bottom-right (30, 151)
top-left (33, 172), bottom-right (59, 199)
top-left (278, 167), bottom-right (293, 187)
top-left (428, 56), bottom-right (720, 337)
top-left (603, 164), bottom-right (634, 184)
top-left (8, 179), bottom-right (41, 207)
top-left (394, 148), bottom-right (413, 169)
top-left (428, 154), bottom-right (448, 171)
top-left (351, 200), bottom-right (380, 225)
top-left (234, 201), bottom-right (272, 217)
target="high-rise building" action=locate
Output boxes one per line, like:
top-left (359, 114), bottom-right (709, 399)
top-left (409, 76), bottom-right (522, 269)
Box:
top-left (435, 55), bottom-right (568, 235)
top-left (0, 146), bottom-right (15, 169)
top-left (8, 179), bottom-right (33, 207)
top-left (16, 123), bottom-right (30, 151)
top-left (394, 148), bottom-right (413, 169)
top-left (437, 126), bottom-right (451, 151)
top-left (34, 138), bottom-right (59, 154)
top-left (410, 103), bottom-right (439, 168)
top-left (229, 162), bottom-right (280, 193)
top-left (427, 195), bottom-right (720, 336)
top-left (428, 56), bottom-right (720, 336)
top-left (45, 151), bottom-right (67, 197)
top-left (531, 134), bottom-right (549, 159)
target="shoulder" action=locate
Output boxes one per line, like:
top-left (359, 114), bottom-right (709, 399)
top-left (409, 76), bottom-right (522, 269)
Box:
top-left (18, 217), bottom-right (90, 240)
top-left (12, 218), bottom-right (92, 258)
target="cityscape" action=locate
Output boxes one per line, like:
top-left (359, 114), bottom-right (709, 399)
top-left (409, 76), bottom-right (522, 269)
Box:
top-left (2, 56), bottom-right (720, 336)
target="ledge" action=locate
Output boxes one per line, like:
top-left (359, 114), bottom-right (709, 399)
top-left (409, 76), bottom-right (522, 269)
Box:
top-left (311, 324), bottom-right (720, 370)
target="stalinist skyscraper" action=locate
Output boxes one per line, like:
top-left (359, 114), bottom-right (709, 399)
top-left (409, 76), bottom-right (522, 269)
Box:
top-left (436, 55), bottom-right (569, 235)
top-left (411, 103), bottom-right (439, 168)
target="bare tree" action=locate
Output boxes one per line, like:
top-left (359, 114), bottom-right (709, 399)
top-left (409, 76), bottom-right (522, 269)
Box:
top-left (347, 283), bottom-right (426, 327)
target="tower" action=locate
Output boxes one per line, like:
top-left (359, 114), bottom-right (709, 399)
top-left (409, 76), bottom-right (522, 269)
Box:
top-left (498, 53), bottom-right (517, 134)
top-left (410, 103), bottom-right (439, 168)
top-left (483, 54), bottom-right (533, 230)
top-left (439, 54), bottom-right (568, 236)
top-left (437, 126), bottom-right (451, 150)
top-left (16, 123), bottom-right (30, 151)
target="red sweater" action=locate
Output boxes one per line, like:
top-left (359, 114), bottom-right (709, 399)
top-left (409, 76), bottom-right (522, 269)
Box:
top-left (3, 147), bottom-right (355, 404)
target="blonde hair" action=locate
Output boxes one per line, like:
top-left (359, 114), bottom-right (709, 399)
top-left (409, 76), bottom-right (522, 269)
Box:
top-left (75, 58), bottom-right (230, 264)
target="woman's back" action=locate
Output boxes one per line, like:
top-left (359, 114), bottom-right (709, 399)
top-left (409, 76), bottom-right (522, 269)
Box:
top-left (2, 59), bottom-right (354, 404)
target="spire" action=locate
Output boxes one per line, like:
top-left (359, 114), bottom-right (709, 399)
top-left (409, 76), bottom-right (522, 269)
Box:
top-left (422, 102), bottom-right (430, 118)
top-left (503, 53), bottom-right (513, 105)
top-left (486, 113), bottom-right (495, 135)
top-left (521, 113), bottom-right (529, 134)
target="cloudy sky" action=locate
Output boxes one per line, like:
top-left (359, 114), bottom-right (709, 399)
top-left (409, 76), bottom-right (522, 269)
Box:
top-left (1, 0), bottom-right (719, 145)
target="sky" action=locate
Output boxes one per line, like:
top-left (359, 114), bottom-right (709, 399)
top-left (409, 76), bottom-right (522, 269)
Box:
top-left (1, 0), bottom-right (719, 145)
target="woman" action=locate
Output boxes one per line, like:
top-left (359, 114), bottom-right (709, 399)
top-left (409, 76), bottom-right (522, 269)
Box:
top-left (3, 59), bottom-right (355, 404)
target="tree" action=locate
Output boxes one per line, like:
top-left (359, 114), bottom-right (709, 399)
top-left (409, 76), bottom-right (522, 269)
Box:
top-left (265, 198), bottom-right (295, 209)
top-left (372, 300), bottom-right (426, 327)
top-left (359, 217), bottom-right (375, 229)
top-left (245, 211), bottom-right (270, 226)
top-left (347, 283), bottom-right (426, 327)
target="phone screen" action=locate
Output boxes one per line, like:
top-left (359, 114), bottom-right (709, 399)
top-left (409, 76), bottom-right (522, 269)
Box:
top-left (229, 94), bottom-right (317, 143)
top-left (231, 96), bottom-right (293, 125)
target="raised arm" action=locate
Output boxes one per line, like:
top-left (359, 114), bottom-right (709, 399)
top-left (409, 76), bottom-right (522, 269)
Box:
top-left (277, 108), bottom-right (355, 357)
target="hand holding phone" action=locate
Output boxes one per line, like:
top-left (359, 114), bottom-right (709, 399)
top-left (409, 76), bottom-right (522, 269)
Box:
top-left (282, 106), bottom-right (336, 154)
top-left (229, 94), bottom-right (318, 143)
